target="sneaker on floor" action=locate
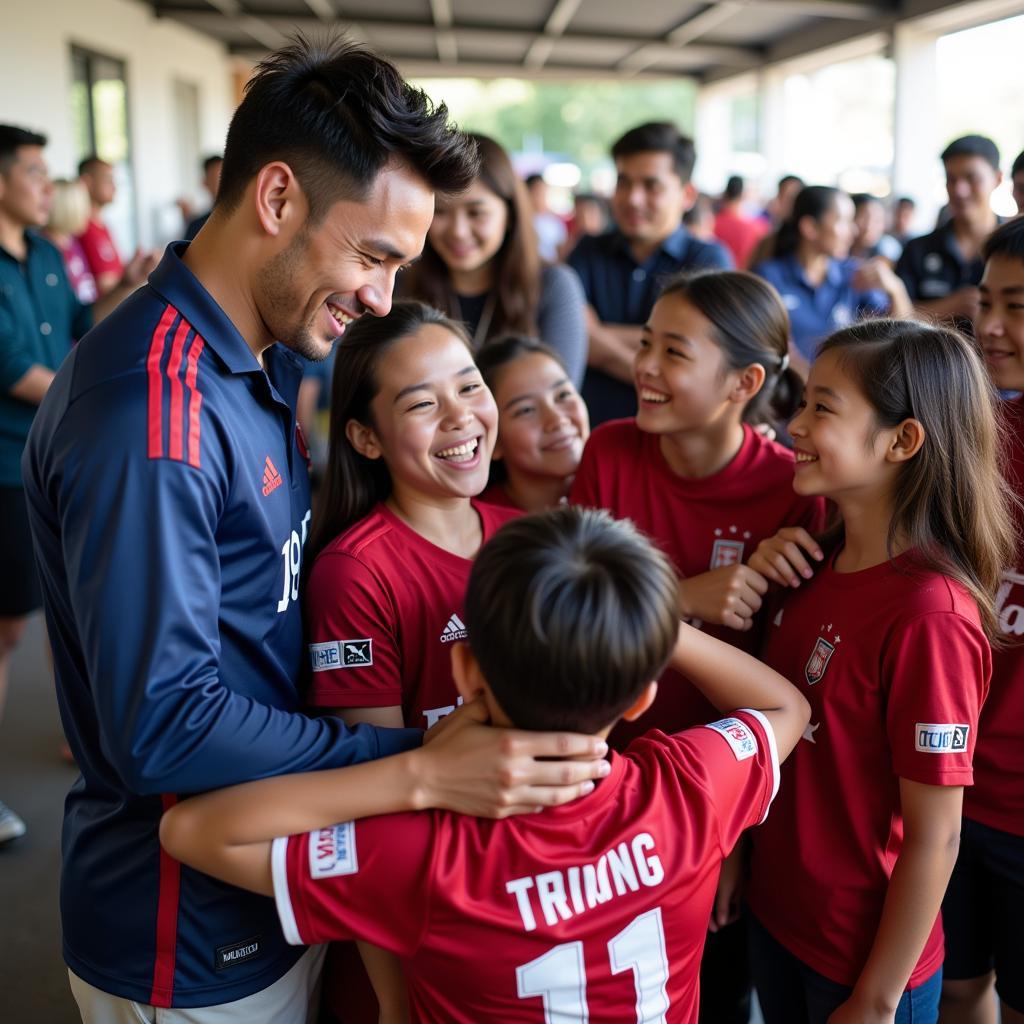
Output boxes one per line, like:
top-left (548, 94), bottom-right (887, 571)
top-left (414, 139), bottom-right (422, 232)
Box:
top-left (0, 801), bottom-right (26, 844)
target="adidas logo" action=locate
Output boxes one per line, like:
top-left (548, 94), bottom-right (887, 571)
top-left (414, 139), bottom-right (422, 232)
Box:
top-left (262, 456), bottom-right (283, 496)
top-left (439, 613), bottom-right (467, 644)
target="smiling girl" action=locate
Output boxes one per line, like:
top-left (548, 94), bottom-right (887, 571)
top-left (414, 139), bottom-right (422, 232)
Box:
top-left (746, 320), bottom-right (1014, 1024)
top-left (303, 301), bottom-right (520, 1024)
top-left (401, 133), bottom-right (587, 385)
top-left (476, 336), bottom-right (590, 513)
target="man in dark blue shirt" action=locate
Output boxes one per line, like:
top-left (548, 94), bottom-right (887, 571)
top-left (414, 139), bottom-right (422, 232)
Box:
top-left (23, 37), bottom-right (607, 1022)
top-left (569, 122), bottom-right (731, 425)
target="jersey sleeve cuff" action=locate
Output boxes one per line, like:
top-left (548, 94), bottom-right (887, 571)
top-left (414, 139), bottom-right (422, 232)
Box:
top-left (271, 836), bottom-right (304, 946)
top-left (740, 708), bottom-right (780, 823)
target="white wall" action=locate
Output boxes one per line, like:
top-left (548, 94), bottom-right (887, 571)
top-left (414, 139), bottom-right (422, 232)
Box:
top-left (0, 0), bottom-right (235, 250)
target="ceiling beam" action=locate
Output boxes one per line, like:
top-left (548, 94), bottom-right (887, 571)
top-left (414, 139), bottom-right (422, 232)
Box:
top-left (301, 0), bottom-right (335, 21)
top-left (430, 0), bottom-right (458, 64)
top-left (525, 0), bottom-right (583, 70)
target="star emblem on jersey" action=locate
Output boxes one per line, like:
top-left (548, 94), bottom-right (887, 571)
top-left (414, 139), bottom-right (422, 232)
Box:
top-left (802, 721), bottom-right (820, 744)
top-left (261, 455), bottom-right (283, 496)
top-left (439, 613), bottom-right (467, 644)
top-left (804, 636), bottom-right (836, 685)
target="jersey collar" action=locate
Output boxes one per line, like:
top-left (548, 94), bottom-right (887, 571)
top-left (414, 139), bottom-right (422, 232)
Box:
top-left (147, 241), bottom-right (263, 375)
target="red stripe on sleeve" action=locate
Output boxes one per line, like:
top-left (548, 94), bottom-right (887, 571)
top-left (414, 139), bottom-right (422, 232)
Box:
top-left (165, 320), bottom-right (191, 463)
top-left (146, 306), bottom-right (177, 459)
top-left (150, 793), bottom-right (182, 1007)
top-left (185, 335), bottom-right (205, 469)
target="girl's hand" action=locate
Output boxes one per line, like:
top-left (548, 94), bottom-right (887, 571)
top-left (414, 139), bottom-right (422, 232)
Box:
top-left (748, 527), bottom-right (823, 588)
top-left (826, 995), bottom-right (896, 1024)
top-left (678, 565), bottom-right (770, 632)
top-left (415, 698), bottom-right (610, 818)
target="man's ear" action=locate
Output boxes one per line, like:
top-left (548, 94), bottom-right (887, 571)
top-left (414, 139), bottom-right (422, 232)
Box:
top-left (885, 418), bottom-right (926, 464)
top-left (252, 161), bottom-right (306, 239)
top-left (450, 642), bottom-right (487, 704)
top-left (345, 418), bottom-right (383, 460)
top-left (621, 682), bottom-right (658, 722)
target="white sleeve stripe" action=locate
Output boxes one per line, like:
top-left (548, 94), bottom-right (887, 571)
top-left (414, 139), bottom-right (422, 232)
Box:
top-left (740, 708), bottom-right (780, 824)
top-left (271, 836), bottom-right (304, 946)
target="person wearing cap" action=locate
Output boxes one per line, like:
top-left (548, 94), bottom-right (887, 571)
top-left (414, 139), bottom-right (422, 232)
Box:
top-left (895, 135), bottom-right (1003, 333)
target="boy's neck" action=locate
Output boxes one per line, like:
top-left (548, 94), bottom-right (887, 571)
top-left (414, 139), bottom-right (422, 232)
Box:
top-left (387, 487), bottom-right (483, 559)
top-left (658, 417), bottom-right (745, 479)
top-left (502, 470), bottom-right (572, 514)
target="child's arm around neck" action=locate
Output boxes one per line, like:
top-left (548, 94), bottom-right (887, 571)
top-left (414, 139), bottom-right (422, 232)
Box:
top-left (668, 621), bottom-right (810, 761)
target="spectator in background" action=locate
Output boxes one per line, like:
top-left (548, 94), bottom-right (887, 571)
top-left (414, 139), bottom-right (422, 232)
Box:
top-left (1012, 149), bottom-right (1024, 215)
top-left (891, 195), bottom-right (917, 245)
top-left (402, 134), bottom-right (587, 385)
top-left (750, 173), bottom-right (805, 266)
top-left (850, 192), bottom-right (902, 264)
top-left (568, 121), bottom-right (731, 425)
top-left (715, 174), bottom-right (770, 268)
top-left (183, 154), bottom-right (223, 241)
top-left (40, 178), bottom-right (97, 306)
top-left (558, 190), bottom-right (608, 259)
top-left (683, 191), bottom-right (717, 242)
top-left (896, 135), bottom-right (1002, 332)
top-left (76, 155), bottom-right (124, 296)
top-left (754, 185), bottom-right (911, 365)
top-left (525, 171), bottom-right (567, 262)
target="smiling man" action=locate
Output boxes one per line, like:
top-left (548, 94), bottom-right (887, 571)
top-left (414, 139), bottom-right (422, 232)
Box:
top-left (568, 122), bottom-right (731, 426)
top-left (21, 35), bottom-right (610, 1024)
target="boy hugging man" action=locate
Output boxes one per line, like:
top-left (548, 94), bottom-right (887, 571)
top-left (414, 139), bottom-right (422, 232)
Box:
top-left (162, 507), bottom-right (808, 1023)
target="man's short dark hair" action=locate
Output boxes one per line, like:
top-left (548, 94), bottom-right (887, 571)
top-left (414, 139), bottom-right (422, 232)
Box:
top-left (77, 154), bottom-right (107, 177)
top-left (217, 33), bottom-right (479, 221)
top-left (611, 122), bottom-right (696, 184)
top-left (896, 196), bottom-right (915, 209)
top-left (724, 175), bottom-right (744, 200)
top-left (851, 192), bottom-right (881, 212)
top-left (778, 174), bottom-right (803, 191)
top-left (0, 125), bottom-right (46, 175)
top-left (202, 154), bottom-right (223, 174)
top-left (1012, 150), bottom-right (1024, 179)
top-left (525, 173), bottom-right (544, 188)
top-left (941, 134), bottom-right (1000, 170)
top-left (983, 216), bottom-right (1024, 266)
top-left (465, 507), bottom-right (679, 734)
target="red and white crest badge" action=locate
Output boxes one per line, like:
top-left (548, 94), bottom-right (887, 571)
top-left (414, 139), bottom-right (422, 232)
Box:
top-left (710, 538), bottom-right (745, 569)
top-left (804, 636), bottom-right (836, 685)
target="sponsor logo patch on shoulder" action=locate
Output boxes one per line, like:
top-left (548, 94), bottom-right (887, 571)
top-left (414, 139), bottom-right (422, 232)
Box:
top-left (309, 821), bottom-right (359, 879)
top-left (915, 723), bottom-right (969, 753)
top-left (705, 717), bottom-right (758, 761)
top-left (309, 639), bottom-right (373, 672)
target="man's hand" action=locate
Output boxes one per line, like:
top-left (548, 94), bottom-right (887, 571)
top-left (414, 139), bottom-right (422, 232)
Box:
top-left (677, 565), bottom-right (770, 632)
top-left (413, 699), bottom-right (610, 818)
top-left (122, 248), bottom-right (160, 288)
top-left (748, 527), bottom-right (824, 588)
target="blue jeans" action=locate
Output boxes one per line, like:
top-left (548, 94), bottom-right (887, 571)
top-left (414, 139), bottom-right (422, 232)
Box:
top-left (749, 914), bottom-right (942, 1024)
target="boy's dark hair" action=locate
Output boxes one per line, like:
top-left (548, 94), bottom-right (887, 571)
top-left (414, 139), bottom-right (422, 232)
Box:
top-left (1012, 150), bottom-right (1024, 178)
top-left (77, 154), bottom-right (107, 177)
top-left (982, 216), bottom-right (1024, 264)
top-left (202, 154), bottom-right (223, 174)
top-left (217, 33), bottom-right (479, 221)
top-left (778, 174), bottom-right (803, 190)
top-left (851, 192), bottom-right (881, 212)
top-left (524, 173), bottom-right (544, 188)
top-left (819, 319), bottom-right (1015, 642)
top-left (0, 125), bottom-right (46, 174)
top-left (940, 135), bottom-right (1000, 170)
top-left (724, 175), bottom-right (744, 200)
top-left (659, 270), bottom-right (800, 425)
top-left (611, 122), bottom-right (696, 183)
top-left (465, 507), bottom-right (679, 734)
top-left (306, 300), bottom-right (473, 562)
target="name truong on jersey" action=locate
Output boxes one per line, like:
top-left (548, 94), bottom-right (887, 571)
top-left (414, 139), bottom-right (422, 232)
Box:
top-left (505, 831), bottom-right (665, 932)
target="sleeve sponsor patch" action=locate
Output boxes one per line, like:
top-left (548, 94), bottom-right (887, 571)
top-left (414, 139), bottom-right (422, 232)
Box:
top-left (705, 717), bottom-right (758, 761)
top-left (309, 638), bottom-right (373, 672)
top-left (915, 723), bottom-right (969, 753)
top-left (309, 821), bottom-right (359, 880)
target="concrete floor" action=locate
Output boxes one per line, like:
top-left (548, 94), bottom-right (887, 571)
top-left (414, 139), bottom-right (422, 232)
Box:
top-left (0, 613), bottom-right (79, 1022)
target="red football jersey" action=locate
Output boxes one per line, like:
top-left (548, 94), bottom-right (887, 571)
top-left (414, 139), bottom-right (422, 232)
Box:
top-left (748, 553), bottom-right (990, 988)
top-left (964, 396), bottom-right (1024, 836)
top-left (76, 218), bottom-right (123, 281)
top-left (304, 500), bottom-right (519, 728)
top-left (273, 712), bottom-right (780, 1024)
top-left (570, 419), bottom-right (825, 745)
